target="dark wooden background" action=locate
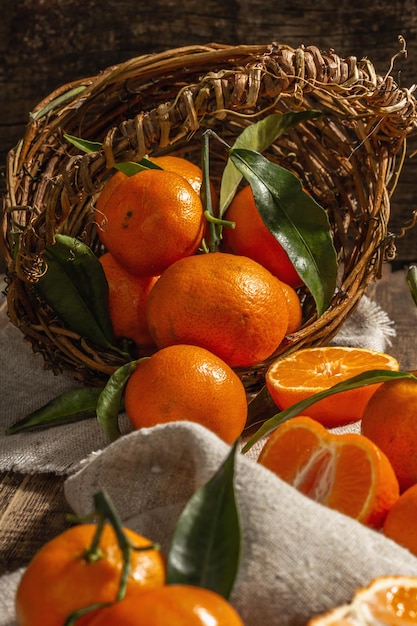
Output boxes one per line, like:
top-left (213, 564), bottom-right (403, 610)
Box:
top-left (1, 1), bottom-right (417, 270)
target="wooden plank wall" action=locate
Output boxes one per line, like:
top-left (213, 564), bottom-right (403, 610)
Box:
top-left (1, 1), bottom-right (417, 270)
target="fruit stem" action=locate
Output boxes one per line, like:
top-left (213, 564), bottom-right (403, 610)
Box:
top-left (64, 489), bottom-right (156, 625)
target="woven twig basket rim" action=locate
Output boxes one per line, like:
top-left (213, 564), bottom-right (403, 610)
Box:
top-left (2, 41), bottom-right (417, 385)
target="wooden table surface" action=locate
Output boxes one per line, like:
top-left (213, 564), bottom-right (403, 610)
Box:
top-left (1, 264), bottom-right (417, 578)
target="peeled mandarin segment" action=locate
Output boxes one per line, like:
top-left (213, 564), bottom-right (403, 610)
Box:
top-left (352, 577), bottom-right (417, 624)
top-left (258, 416), bottom-right (399, 528)
top-left (265, 347), bottom-right (399, 428)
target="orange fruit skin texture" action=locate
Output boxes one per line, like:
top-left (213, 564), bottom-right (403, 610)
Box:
top-left (361, 375), bottom-right (417, 492)
top-left (95, 168), bottom-right (205, 276)
top-left (87, 584), bottom-right (244, 626)
top-left (146, 251), bottom-right (289, 369)
top-left (265, 347), bottom-right (399, 428)
top-left (124, 344), bottom-right (248, 444)
top-left (307, 575), bottom-right (417, 625)
top-left (222, 185), bottom-right (303, 288)
top-left (99, 252), bottom-right (158, 352)
top-left (258, 416), bottom-right (400, 529)
top-left (383, 484), bottom-right (417, 556)
top-left (15, 524), bottom-right (166, 626)
top-left (277, 279), bottom-right (302, 334)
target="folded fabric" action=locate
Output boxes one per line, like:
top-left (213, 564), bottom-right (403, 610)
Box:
top-left (63, 422), bottom-right (417, 626)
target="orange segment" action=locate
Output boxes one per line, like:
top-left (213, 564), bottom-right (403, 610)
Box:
top-left (308, 576), bottom-right (417, 625)
top-left (258, 416), bottom-right (400, 528)
top-left (265, 346), bottom-right (399, 428)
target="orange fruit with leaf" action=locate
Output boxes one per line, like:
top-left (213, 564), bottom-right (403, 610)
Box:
top-left (124, 344), bottom-right (248, 444)
top-left (361, 373), bottom-right (417, 492)
top-left (87, 584), bottom-right (244, 626)
top-left (265, 347), bottom-right (399, 428)
top-left (258, 415), bottom-right (399, 528)
top-left (307, 575), bottom-right (417, 625)
top-left (15, 523), bottom-right (165, 626)
top-left (99, 252), bottom-right (158, 353)
top-left (95, 168), bottom-right (205, 276)
top-left (146, 251), bottom-right (289, 368)
top-left (222, 184), bottom-right (303, 288)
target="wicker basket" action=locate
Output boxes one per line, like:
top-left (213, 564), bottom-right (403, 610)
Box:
top-left (1, 42), bottom-right (417, 386)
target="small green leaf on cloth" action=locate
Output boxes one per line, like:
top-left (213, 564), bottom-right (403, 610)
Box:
top-left (96, 360), bottom-right (141, 441)
top-left (229, 148), bottom-right (337, 316)
top-left (167, 439), bottom-right (241, 599)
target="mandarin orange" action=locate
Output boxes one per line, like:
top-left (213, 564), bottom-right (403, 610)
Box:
top-left (124, 344), bottom-right (248, 444)
top-left (277, 279), bottom-right (302, 334)
top-left (307, 576), bottom-right (417, 625)
top-left (361, 374), bottom-right (417, 492)
top-left (99, 252), bottom-right (158, 352)
top-left (383, 484), bottom-right (417, 556)
top-left (88, 584), bottom-right (244, 626)
top-left (146, 251), bottom-right (289, 368)
top-left (95, 168), bottom-right (205, 276)
top-left (258, 415), bottom-right (400, 528)
top-left (265, 347), bottom-right (399, 428)
top-left (222, 185), bottom-right (303, 287)
top-left (15, 524), bottom-right (165, 626)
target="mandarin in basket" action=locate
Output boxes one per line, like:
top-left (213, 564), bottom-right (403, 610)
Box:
top-left (99, 252), bottom-right (158, 352)
top-left (15, 523), bottom-right (165, 626)
top-left (87, 584), bottom-right (244, 626)
top-left (95, 168), bottom-right (205, 276)
top-left (307, 575), bottom-right (417, 625)
top-left (124, 344), bottom-right (248, 444)
top-left (361, 374), bottom-right (417, 492)
top-left (258, 415), bottom-right (399, 528)
top-left (265, 347), bottom-right (399, 428)
top-left (146, 251), bottom-right (289, 368)
top-left (222, 185), bottom-right (303, 288)
top-left (277, 279), bottom-right (303, 334)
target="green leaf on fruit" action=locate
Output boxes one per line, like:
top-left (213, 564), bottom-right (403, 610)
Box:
top-left (219, 110), bottom-right (322, 215)
top-left (96, 360), bottom-right (140, 441)
top-left (242, 369), bottom-right (417, 452)
top-left (229, 148), bottom-right (337, 316)
top-left (167, 440), bottom-right (241, 599)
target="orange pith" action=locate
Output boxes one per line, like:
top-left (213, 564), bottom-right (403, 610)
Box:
top-left (99, 252), bottom-right (158, 352)
top-left (15, 524), bottom-right (166, 626)
top-left (265, 346), bottom-right (399, 428)
top-left (124, 343), bottom-right (248, 444)
top-left (307, 576), bottom-right (417, 625)
top-left (258, 415), bottom-right (399, 528)
top-left (146, 251), bottom-right (289, 368)
top-left (95, 168), bottom-right (205, 276)
top-left (361, 374), bottom-right (417, 492)
top-left (87, 584), bottom-right (244, 626)
top-left (222, 184), bottom-right (303, 288)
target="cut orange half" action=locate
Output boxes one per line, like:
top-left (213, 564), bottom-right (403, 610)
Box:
top-left (307, 575), bottom-right (417, 625)
top-left (258, 415), bottom-right (399, 528)
top-left (265, 346), bottom-right (399, 428)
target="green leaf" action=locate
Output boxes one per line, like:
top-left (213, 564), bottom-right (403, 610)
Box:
top-left (63, 134), bottom-right (161, 176)
top-left (406, 265), bottom-right (417, 307)
top-left (96, 360), bottom-right (141, 441)
top-left (219, 110), bottom-right (322, 215)
top-left (5, 387), bottom-right (104, 435)
top-left (229, 148), bottom-right (337, 315)
top-left (167, 440), bottom-right (241, 599)
top-left (242, 369), bottom-right (417, 453)
top-left (31, 86), bottom-right (87, 121)
top-left (35, 234), bottom-right (117, 349)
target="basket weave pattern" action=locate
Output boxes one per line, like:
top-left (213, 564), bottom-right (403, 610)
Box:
top-left (2, 42), bottom-right (417, 383)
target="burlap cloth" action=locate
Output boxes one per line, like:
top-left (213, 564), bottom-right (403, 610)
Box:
top-left (3, 276), bottom-right (416, 626)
